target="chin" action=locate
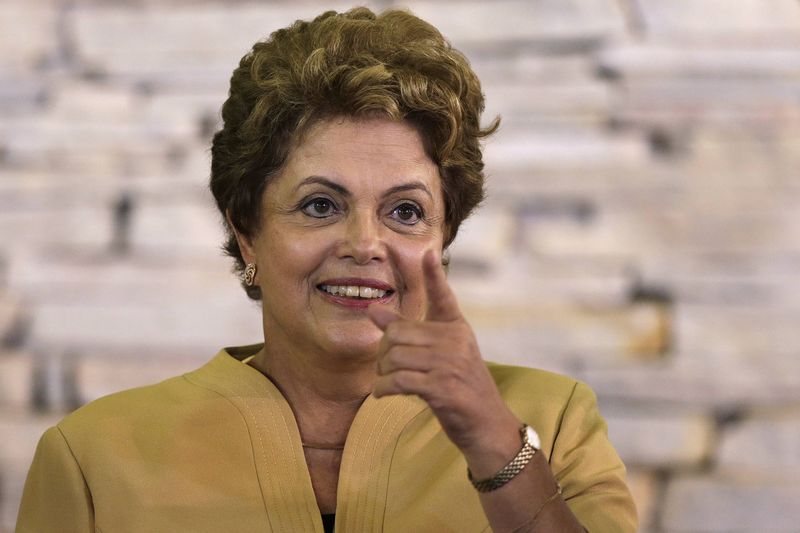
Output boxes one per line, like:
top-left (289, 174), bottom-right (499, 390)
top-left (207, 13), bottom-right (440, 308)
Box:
top-left (323, 328), bottom-right (382, 360)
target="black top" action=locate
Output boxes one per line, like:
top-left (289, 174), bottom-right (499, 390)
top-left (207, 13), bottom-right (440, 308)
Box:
top-left (321, 513), bottom-right (335, 533)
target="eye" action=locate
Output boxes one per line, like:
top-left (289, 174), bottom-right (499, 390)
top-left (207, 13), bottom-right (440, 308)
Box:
top-left (301, 197), bottom-right (338, 218)
top-left (389, 202), bottom-right (423, 225)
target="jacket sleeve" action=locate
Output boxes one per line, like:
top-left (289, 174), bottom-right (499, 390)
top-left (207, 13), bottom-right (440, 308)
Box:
top-left (550, 381), bottom-right (638, 533)
top-left (16, 426), bottom-right (95, 533)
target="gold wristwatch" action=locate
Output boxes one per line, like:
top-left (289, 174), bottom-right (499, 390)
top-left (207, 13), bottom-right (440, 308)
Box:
top-left (468, 424), bottom-right (541, 493)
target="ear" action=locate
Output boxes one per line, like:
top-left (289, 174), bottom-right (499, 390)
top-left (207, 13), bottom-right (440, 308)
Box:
top-left (226, 210), bottom-right (257, 264)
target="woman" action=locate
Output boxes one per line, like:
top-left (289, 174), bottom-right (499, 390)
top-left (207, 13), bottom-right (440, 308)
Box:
top-left (17, 8), bottom-right (636, 532)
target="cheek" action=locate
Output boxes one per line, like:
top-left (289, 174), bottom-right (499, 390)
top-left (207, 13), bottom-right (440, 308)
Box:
top-left (260, 227), bottom-right (330, 282)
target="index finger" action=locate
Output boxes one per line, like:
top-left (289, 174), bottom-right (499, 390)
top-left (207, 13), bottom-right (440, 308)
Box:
top-left (423, 249), bottom-right (461, 322)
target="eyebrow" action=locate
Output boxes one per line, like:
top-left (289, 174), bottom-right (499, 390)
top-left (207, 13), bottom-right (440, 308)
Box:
top-left (295, 176), bottom-right (433, 200)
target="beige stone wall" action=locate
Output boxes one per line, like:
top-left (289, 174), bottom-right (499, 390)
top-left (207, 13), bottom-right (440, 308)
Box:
top-left (2, 1), bottom-right (800, 531)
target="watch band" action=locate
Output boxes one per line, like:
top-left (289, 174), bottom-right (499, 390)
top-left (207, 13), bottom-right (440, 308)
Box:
top-left (468, 424), bottom-right (540, 493)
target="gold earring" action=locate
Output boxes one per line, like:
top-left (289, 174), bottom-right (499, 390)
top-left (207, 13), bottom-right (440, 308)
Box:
top-left (243, 263), bottom-right (257, 286)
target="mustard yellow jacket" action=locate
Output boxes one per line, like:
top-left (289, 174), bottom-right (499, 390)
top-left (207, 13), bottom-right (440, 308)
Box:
top-left (17, 345), bottom-right (637, 532)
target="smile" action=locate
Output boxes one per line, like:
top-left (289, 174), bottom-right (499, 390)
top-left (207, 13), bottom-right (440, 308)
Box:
top-left (319, 285), bottom-right (389, 299)
top-left (316, 278), bottom-right (395, 308)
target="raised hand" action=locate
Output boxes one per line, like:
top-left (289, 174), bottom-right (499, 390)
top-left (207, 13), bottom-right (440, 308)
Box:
top-left (367, 249), bottom-right (521, 458)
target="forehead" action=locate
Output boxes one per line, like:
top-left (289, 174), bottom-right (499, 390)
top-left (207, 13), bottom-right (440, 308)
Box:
top-left (272, 116), bottom-right (441, 194)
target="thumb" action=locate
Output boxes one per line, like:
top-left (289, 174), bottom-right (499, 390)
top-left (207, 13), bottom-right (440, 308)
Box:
top-left (423, 249), bottom-right (461, 322)
top-left (367, 304), bottom-right (401, 331)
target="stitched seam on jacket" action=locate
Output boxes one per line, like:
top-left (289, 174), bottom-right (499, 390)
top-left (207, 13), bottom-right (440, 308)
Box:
top-left (198, 371), bottom-right (310, 533)
top-left (260, 381), bottom-right (311, 532)
top-left (348, 399), bottom-right (390, 532)
top-left (180, 373), bottom-right (276, 531)
top-left (378, 403), bottom-right (436, 532)
top-left (550, 380), bottom-right (579, 461)
top-left (365, 401), bottom-right (406, 532)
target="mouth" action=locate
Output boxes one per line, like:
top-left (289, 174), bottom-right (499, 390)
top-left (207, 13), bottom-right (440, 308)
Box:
top-left (316, 278), bottom-right (395, 307)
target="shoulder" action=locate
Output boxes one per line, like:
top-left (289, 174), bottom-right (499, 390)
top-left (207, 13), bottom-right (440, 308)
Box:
top-left (56, 350), bottom-right (245, 439)
top-left (55, 370), bottom-right (225, 461)
top-left (486, 361), bottom-right (578, 391)
top-left (485, 362), bottom-right (602, 442)
top-left (486, 361), bottom-right (583, 407)
top-left (60, 375), bottom-right (191, 429)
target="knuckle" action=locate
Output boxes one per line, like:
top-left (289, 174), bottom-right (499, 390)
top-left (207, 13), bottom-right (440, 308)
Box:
top-left (386, 321), bottom-right (409, 342)
top-left (391, 372), bottom-right (409, 389)
top-left (440, 379), bottom-right (457, 398)
top-left (384, 348), bottom-right (402, 368)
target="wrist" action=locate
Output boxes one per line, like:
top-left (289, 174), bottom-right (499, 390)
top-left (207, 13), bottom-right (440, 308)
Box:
top-left (467, 422), bottom-right (542, 493)
top-left (461, 414), bottom-right (524, 480)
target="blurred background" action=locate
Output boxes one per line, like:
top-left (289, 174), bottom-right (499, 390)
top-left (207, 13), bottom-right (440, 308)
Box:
top-left (1, 0), bottom-right (799, 531)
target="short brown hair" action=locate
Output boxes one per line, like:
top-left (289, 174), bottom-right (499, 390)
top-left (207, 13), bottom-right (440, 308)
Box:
top-left (210, 7), bottom-right (498, 300)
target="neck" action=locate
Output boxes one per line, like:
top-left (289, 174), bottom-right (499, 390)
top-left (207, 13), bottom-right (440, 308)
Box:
top-left (248, 341), bottom-right (375, 443)
top-left (253, 342), bottom-right (375, 402)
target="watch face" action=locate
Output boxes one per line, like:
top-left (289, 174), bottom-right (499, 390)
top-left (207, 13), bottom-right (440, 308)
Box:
top-left (524, 425), bottom-right (541, 450)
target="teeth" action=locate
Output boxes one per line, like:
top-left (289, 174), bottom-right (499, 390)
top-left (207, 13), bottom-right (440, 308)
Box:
top-left (321, 285), bottom-right (388, 299)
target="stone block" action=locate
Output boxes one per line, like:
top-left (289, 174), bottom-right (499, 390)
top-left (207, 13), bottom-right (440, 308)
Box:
top-left (675, 304), bottom-right (800, 359)
top-left (687, 127), bottom-right (800, 181)
top-left (404, 0), bottom-right (625, 46)
top-left (447, 209), bottom-right (516, 267)
top-left (718, 413), bottom-right (800, 475)
top-left (680, 209), bottom-right (800, 255)
top-left (486, 163), bottom-right (676, 205)
top-left (516, 200), bottom-right (688, 261)
top-left (483, 129), bottom-right (650, 177)
top-left (0, 170), bottom-right (120, 212)
top-left (450, 253), bottom-right (633, 307)
top-left (634, 224), bottom-right (800, 307)
top-left (0, 74), bottom-right (46, 116)
top-left (7, 250), bottom-right (237, 307)
top-left (604, 410), bottom-right (714, 469)
top-left (45, 81), bottom-right (200, 146)
top-left (582, 357), bottom-right (800, 409)
top-left (471, 54), bottom-right (595, 85)
top-left (639, 249), bottom-right (800, 283)
top-left (666, 276), bottom-right (798, 308)
top-left (29, 299), bottom-right (262, 355)
top-left (612, 79), bottom-right (800, 128)
top-left (70, 2), bottom-right (368, 81)
top-left (662, 474), bottom-right (800, 532)
top-left (464, 300), bottom-right (669, 366)
top-left (0, 5), bottom-right (58, 72)
top-left (0, 206), bottom-right (111, 253)
top-left (48, 81), bottom-right (140, 123)
top-left (639, 247), bottom-right (800, 309)
top-left (637, 0), bottom-right (800, 37)
top-left (130, 202), bottom-right (225, 253)
top-left (143, 89), bottom-right (225, 141)
top-left (0, 351), bottom-right (34, 410)
top-left (482, 81), bottom-right (611, 128)
top-left (598, 42), bottom-right (800, 80)
top-left (0, 116), bottom-right (187, 175)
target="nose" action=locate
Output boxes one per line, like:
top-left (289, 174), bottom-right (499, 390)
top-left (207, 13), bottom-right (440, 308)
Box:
top-left (337, 209), bottom-right (386, 264)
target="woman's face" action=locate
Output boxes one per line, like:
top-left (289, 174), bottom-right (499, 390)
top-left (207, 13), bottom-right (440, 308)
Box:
top-left (242, 116), bottom-right (446, 360)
